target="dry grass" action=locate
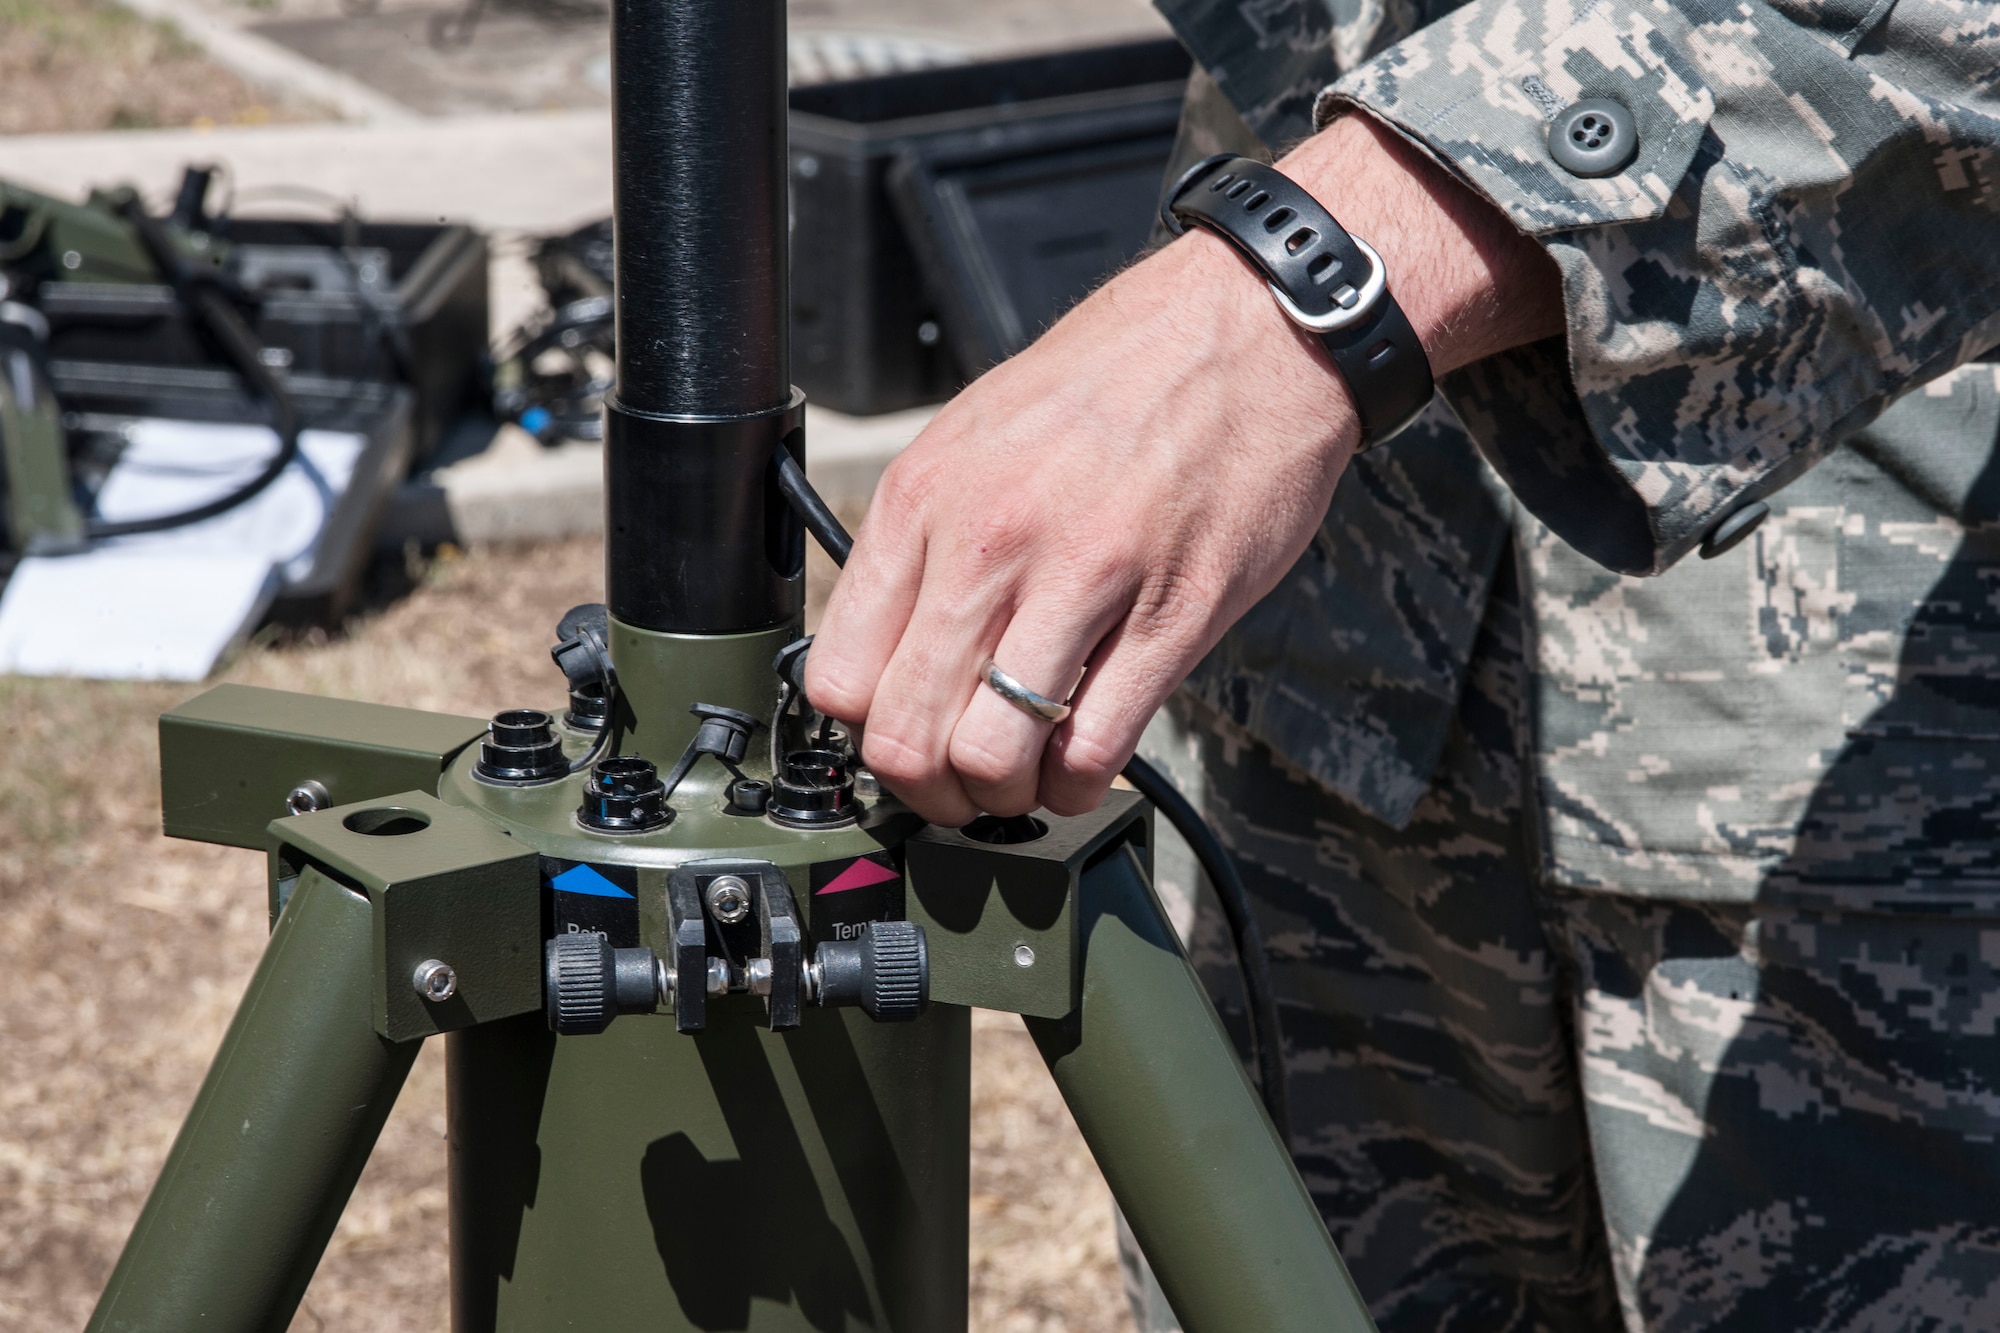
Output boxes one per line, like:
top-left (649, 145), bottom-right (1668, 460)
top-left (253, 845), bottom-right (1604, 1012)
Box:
top-left (0, 536), bottom-right (1127, 1331)
top-left (0, 0), bottom-right (321, 134)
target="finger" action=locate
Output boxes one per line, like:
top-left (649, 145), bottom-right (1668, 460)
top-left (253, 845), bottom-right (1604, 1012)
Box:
top-left (1039, 611), bottom-right (1196, 817)
top-left (853, 551), bottom-right (1017, 826)
top-left (949, 592), bottom-right (1125, 818)
top-left (804, 460), bottom-right (932, 723)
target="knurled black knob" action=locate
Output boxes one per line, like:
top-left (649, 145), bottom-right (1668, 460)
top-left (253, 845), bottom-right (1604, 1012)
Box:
top-left (813, 920), bottom-right (928, 1022)
top-left (547, 932), bottom-right (613, 1034)
top-left (862, 920), bottom-right (926, 1022)
top-left (545, 933), bottom-right (664, 1034)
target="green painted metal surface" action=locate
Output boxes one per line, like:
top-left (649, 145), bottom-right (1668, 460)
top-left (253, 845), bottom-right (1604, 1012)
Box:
top-left (1028, 844), bottom-right (1377, 1333)
top-left (612, 618), bottom-right (797, 763)
top-left (160, 684), bottom-right (488, 849)
top-left (269, 790), bottom-right (542, 1041)
top-left (0, 352), bottom-right (82, 551)
top-left (432, 621), bottom-right (970, 1329)
top-left (435, 620), bottom-right (919, 871)
top-left (905, 790), bottom-right (1147, 1018)
top-left (0, 180), bottom-right (158, 284)
top-left (87, 865), bottom-right (422, 1333)
top-left (447, 1002), bottom-right (971, 1331)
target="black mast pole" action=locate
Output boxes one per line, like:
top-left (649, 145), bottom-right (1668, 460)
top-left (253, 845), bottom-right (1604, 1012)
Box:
top-left (604, 0), bottom-right (804, 634)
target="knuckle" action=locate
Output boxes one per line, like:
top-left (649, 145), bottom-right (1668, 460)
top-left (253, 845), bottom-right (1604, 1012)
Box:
top-left (1046, 727), bottom-right (1127, 810)
top-left (875, 452), bottom-right (938, 512)
top-left (801, 656), bottom-right (869, 721)
top-left (1129, 565), bottom-right (1220, 634)
top-left (858, 724), bottom-right (944, 791)
top-left (948, 728), bottom-right (1032, 794)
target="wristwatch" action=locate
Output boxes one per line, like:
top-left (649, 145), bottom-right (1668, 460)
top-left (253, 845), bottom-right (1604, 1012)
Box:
top-left (1160, 154), bottom-right (1435, 446)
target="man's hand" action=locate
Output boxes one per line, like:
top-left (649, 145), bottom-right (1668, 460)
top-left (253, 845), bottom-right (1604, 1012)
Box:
top-left (805, 113), bottom-right (1562, 825)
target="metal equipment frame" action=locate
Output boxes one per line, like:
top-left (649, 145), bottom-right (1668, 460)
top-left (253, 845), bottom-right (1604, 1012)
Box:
top-left (83, 2), bottom-right (1377, 1328)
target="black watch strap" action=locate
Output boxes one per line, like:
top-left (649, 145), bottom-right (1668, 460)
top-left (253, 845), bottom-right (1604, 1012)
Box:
top-left (1161, 154), bottom-right (1435, 446)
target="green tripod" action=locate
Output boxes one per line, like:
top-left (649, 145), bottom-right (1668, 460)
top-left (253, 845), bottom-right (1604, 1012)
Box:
top-left (82, 2), bottom-right (1379, 1328)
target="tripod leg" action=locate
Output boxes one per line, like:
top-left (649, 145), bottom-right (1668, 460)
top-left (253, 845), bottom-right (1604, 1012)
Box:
top-left (1026, 844), bottom-right (1378, 1333)
top-left (446, 1001), bottom-right (970, 1332)
top-left (88, 865), bottom-right (422, 1333)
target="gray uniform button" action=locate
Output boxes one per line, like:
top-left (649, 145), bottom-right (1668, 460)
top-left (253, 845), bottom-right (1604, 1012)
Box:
top-left (1549, 98), bottom-right (1639, 177)
top-left (1698, 500), bottom-right (1770, 559)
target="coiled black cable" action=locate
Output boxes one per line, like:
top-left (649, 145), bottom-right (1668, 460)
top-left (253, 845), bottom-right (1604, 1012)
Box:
top-left (85, 196), bottom-right (302, 541)
top-left (773, 445), bottom-right (1291, 1141)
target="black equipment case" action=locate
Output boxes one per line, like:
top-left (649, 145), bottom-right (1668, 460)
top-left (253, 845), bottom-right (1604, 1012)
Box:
top-left (788, 38), bottom-right (1190, 414)
top-left (36, 219), bottom-right (486, 460)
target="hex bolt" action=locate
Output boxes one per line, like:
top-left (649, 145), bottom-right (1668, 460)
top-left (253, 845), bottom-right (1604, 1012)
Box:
top-left (1013, 944), bottom-right (1036, 969)
top-left (413, 959), bottom-right (458, 1002)
top-left (705, 874), bottom-right (753, 924)
top-left (284, 780), bottom-right (331, 816)
top-left (745, 957), bottom-right (774, 996)
top-left (705, 957), bottom-right (732, 996)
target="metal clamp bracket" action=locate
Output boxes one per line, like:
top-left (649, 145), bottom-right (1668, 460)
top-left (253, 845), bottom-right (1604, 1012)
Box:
top-left (666, 859), bottom-right (803, 1032)
top-left (906, 788), bottom-right (1150, 1018)
top-left (268, 790), bottom-right (543, 1042)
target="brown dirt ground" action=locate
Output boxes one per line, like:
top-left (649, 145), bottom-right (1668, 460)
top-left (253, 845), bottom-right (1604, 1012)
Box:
top-left (0, 0), bottom-right (323, 134)
top-left (0, 535), bottom-right (1128, 1331)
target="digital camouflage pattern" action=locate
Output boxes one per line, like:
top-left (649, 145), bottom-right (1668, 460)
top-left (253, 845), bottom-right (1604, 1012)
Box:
top-left (1161, 0), bottom-right (2000, 575)
top-left (1525, 362), bottom-right (2000, 911)
top-left (1117, 0), bottom-right (2000, 1325)
top-left (1138, 516), bottom-right (2000, 1330)
top-left (1162, 67), bottom-right (1519, 829)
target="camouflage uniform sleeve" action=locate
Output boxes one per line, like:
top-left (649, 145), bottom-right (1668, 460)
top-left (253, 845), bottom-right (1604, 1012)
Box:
top-left (1320, 0), bottom-right (2000, 576)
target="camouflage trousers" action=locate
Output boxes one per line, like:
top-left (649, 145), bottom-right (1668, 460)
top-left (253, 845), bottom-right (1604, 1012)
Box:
top-left (1125, 557), bottom-right (2000, 1332)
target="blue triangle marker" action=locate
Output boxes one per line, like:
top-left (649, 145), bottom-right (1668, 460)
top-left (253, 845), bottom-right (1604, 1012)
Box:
top-left (551, 864), bottom-right (634, 899)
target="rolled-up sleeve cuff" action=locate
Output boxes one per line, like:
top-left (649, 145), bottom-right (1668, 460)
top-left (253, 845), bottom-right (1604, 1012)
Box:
top-left (1321, 0), bottom-right (1714, 235)
top-left (1322, 0), bottom-right (1738, 574)
top-left (1309, 0), bottom-right (2000, 575)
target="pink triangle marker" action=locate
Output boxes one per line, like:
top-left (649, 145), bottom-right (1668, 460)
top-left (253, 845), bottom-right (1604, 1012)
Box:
top-left (817, 857), bottom-right (900, 895)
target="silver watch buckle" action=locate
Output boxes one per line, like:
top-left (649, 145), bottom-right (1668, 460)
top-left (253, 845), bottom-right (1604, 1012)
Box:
top-left (1267, 236), bottom-right (1388, 334)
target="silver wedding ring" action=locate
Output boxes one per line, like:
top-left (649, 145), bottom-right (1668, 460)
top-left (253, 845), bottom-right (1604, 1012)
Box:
top-left (981, 659), bottom-right (1073, 724)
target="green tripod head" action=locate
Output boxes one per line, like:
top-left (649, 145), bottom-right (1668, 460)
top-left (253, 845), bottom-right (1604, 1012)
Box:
top-left (81, 2), bottom-right (1380, 1328)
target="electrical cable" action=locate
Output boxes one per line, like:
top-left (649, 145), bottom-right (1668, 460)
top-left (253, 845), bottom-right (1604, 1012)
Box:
top-left (1118, 751), bottom-right (1290, 1145)
top-left (773, 445), bottom-right (1292, 1140)
top-left (83, 196), bottom-right (302, 541)
top-left (567, 694), bottom-right (615, 774)
top-left (772, 445), bottom-right (853, 565)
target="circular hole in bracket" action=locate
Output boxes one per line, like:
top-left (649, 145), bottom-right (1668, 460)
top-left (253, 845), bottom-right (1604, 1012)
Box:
top-left (343, 807), bottom-right (433, 837)
top-left (962, 814), bottom-right (1048, 845)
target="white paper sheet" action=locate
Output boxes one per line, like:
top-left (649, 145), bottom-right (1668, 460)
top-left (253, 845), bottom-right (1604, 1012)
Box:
top-left (92, 421), bottom-right (365, 583)
top-left (0, 552), bottom-right (279, 680)
top-left (0, 421), bottom-right (366, 680)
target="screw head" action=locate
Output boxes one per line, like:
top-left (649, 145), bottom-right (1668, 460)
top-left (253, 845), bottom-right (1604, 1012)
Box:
top-left (706, 875), bottom-right (753, 924)
top-left (1013, 944), bottom-right (1036, 968)
top-left (285, 780), bottom-right (331, 816)
top-left (413, 959), bottom-right (458, 1002)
